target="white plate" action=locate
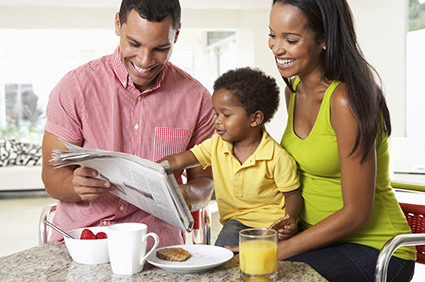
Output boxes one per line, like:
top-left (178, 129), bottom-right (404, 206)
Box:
top-left (147, 245), bottom-right (234, 273)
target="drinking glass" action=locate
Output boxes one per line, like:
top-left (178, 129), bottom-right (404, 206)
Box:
top-left (239, 228), bottom-right (278, 281)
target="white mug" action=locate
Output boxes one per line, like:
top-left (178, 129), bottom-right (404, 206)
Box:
top-left (107, 223), bottom-right (159, 275)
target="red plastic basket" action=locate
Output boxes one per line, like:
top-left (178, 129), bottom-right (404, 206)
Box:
top-left (399, 203), bottom-right (425, 264)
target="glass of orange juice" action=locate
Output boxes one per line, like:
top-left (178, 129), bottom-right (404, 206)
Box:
top-left (239, 228), bottom-right (278, 281)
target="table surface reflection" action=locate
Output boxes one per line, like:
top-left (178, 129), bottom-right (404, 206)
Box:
top-left (0, 242), bottom-right (328, 281)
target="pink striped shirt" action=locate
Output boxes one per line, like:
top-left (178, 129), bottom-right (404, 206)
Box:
top-left (45, 47), bottom-right (215, 247)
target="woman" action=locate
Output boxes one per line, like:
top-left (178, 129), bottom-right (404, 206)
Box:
top-left (268, 0), bottom-right (416, 281)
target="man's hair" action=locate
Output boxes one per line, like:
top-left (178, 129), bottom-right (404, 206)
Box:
top-left (213, 67), bottom-right (280, 124)
top-left (119, 0), bottom-right (181, 29)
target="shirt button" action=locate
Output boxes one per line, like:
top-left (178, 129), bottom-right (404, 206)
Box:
top-left (235, 173), bottom-right (240, 178)
top-left (103, 221), bottom-right (108, 225)
top-left (135, 124), bottom-right (139, 130)
top-left (120, 205), bottom-right (125, 211)
top-left (138, 96), bottom-right (142, 101)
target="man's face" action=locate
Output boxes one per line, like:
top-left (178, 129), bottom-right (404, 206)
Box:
top-left (115, 9), bottom-right (180, 92)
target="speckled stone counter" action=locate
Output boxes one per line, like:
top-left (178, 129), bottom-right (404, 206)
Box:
top-left (0, 242), bottom-right (328, 281)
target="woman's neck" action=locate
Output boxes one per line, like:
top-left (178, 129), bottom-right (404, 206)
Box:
top-left (297, 63), bottom-right (330, 94)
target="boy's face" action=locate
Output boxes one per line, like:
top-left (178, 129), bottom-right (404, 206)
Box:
top-left (115, 9), bottom-right (180, 93)
top-left (212, 88), bottom-right (255, 143)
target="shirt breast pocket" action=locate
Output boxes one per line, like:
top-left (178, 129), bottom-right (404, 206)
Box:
top-left (153, 127), bottom-right (192, 162)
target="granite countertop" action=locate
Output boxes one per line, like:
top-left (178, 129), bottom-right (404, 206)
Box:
top-left (0, 242), bottom-right (328, 281)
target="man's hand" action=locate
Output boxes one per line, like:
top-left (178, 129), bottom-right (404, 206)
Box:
top-left (72, 167), bottom-right (115, 202)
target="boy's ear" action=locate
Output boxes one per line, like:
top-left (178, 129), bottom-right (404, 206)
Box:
top-left (251, 111), bottom-right (264, 127)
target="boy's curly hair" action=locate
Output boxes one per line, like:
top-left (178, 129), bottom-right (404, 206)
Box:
top-left (213, 67), bottom-right (280, 124)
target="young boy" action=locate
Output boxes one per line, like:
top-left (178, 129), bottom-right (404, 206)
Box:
top-left (161, 67), bottom-right (301, 247)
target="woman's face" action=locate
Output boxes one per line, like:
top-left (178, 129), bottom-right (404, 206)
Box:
top-left (268, 2), bottom-right (325, 79)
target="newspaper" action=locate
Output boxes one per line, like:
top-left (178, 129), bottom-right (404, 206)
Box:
top-left (51, 141), bottom-right (194, 232)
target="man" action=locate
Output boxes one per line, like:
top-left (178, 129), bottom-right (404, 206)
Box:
top-left (41, 0), bottom-right (215, 248)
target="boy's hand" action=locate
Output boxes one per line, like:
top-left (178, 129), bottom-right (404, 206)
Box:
top-left (179, 184), bottom-right (192, 211)
top-left (276, 218), bottom-right (297, 240)
top-left (269, 214), bottom-right (298, 240)
top-left (224, 245), bottom-right (239, 254)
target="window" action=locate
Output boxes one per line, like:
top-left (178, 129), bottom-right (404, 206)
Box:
top-left (3, 83), bottom-right (43, 139)
top-left (0, 29), bottom-right (116, 143)
top-left (205, 31), bottom-right (237, 92)
top-left (406, 0), bottom-right (425, 138)
top-left (0, 29), bottom-right (195, 145)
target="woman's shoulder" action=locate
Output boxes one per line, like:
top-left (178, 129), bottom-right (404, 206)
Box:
top-left (329, 81), bottom-right (350, 111)
top-left (328, 81), bottom-right (359, 136)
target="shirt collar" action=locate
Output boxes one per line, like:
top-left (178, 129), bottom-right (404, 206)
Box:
top-left (111, 46), bottom-right (168, 93)
top-left (112, 47), bottom-right (129, 88)
top-left (222, 127), bottom-right (274, 161)
top-left (255, 128), bottom-right (275, 161)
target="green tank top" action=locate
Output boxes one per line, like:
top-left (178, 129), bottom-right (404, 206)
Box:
top-left (281, 77), bottom-right (416, 261)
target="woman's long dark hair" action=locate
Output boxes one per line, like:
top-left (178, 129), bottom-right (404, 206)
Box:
top-left (272, 0), bottom-right (391, 162)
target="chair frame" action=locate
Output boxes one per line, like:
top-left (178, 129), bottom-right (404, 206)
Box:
top-left (38, 203), bottom-right (57, 245)
top-left (375, 181), bottom-right (425, 282)
top-left (399, 202), bottom-right (425, 264)
top-left (190, 208), bottom-right (212, 245)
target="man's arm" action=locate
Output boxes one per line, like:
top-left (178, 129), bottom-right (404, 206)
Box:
top-left (41, 131), bottom-right (114, 202)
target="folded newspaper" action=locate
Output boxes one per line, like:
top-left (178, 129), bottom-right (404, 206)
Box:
top-left (51, 141), bottom-right (194, 232)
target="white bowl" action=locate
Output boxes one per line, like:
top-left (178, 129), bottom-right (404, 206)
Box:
top-left (64, 226), bottom-right (109, 264)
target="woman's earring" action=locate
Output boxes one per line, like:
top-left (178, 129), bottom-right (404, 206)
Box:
top-left (323, 46), bottom-right (326, 50)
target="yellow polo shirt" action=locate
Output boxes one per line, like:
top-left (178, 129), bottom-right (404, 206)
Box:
top-left (191, 129), bottom-right (299, 227)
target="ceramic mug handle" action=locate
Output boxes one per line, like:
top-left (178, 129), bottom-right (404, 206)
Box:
top-left (140, 232), bottom-right (159, 264)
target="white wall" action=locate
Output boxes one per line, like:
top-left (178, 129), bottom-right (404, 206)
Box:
top-left (181, 1), bottom-right (408, 140)
top-left (181, 8), bottom-right (287, 141)
top-left (0, 0), bottom-right (417, 190)
top-left (349, 0), bottom-right (407, 138)
top-left (0, 0), bottom-right (408, 142)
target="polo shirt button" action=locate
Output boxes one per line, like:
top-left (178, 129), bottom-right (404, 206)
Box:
top-left (235, 173), bottom-right (240, 178)
top-left (103, 221), bottom-right (108, 225)
top-left (138, 96), bottom-right (142, 101)
top-left (120, 205), bottom-right (125, 211)
top-left (135, 124), bottom-right (139, 130)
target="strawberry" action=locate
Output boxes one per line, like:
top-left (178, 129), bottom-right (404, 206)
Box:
top-left (96, 232), bottom-right (108, 239)
top-left (80, 228), bottom-right (97, 240)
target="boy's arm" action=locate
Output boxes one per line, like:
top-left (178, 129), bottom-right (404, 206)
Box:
top-left (282, 188), bottom-right (302, 221)
top-left (159, 150), bottom-right (201, 173)
top-left (159, 150), bottom-right (210, 211)
top-left (277, 189), bottom-right (302, 240)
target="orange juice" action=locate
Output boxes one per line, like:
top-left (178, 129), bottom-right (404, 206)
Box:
top-left (240, 240), bottom-right (278, 275)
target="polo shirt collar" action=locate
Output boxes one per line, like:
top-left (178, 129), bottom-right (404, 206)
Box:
top-left (222, 127), bottom-right (274, 161)
top-left (255, 128), bottom-right (275, 161)
top-left (111, 46), bottom-right (168, 92)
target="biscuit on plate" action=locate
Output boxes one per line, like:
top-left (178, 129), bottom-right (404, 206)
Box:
top-left (156, 247), bottom-right (192, 262)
